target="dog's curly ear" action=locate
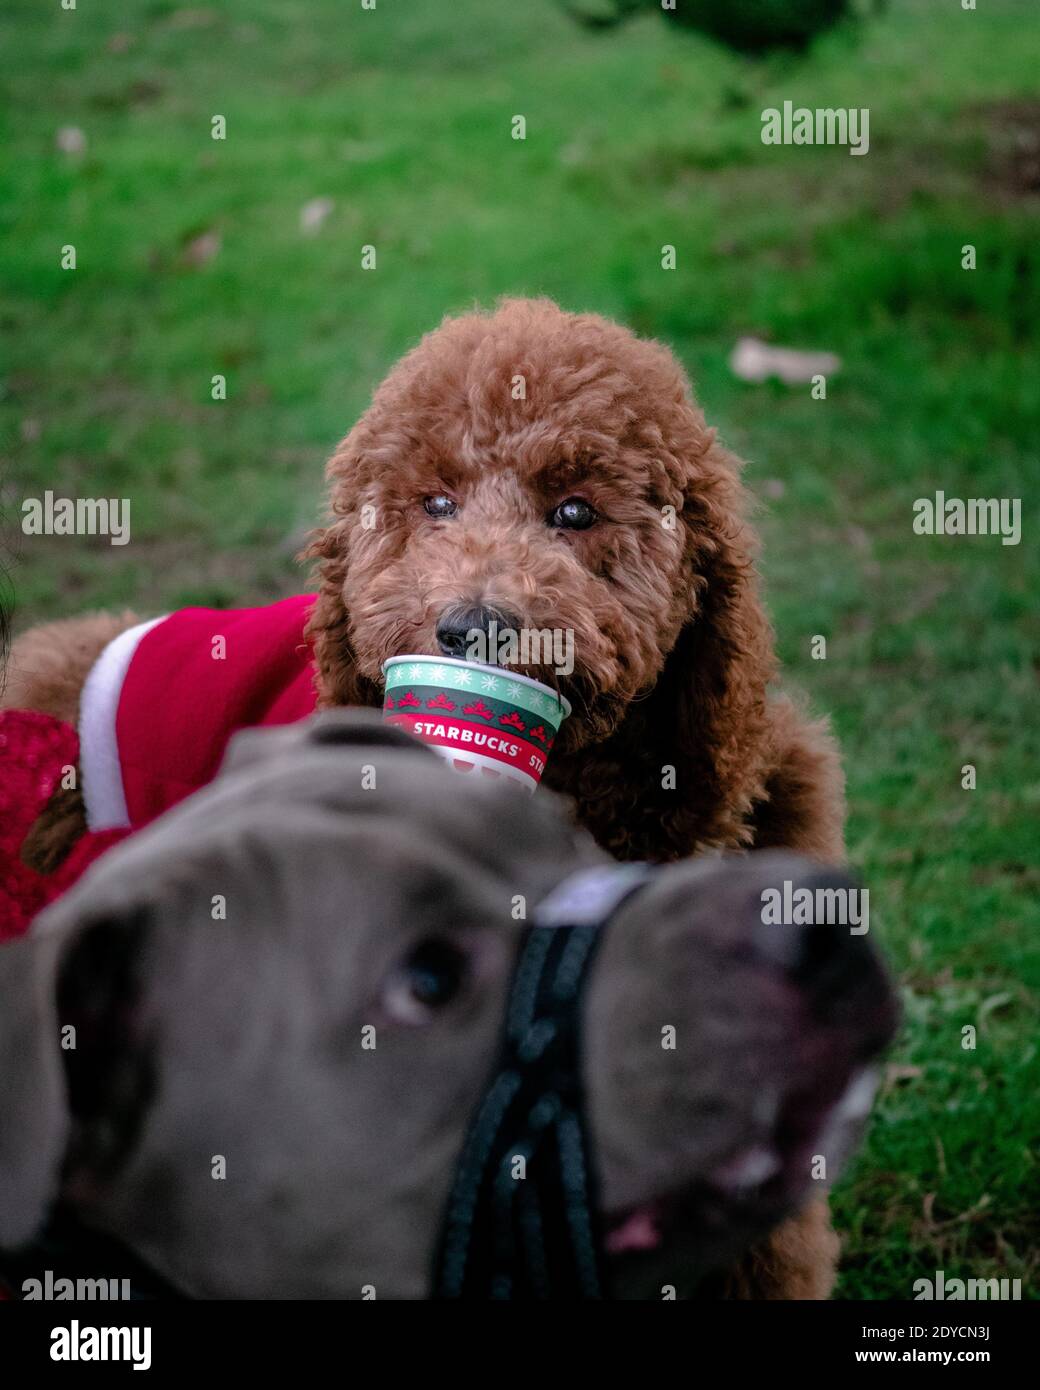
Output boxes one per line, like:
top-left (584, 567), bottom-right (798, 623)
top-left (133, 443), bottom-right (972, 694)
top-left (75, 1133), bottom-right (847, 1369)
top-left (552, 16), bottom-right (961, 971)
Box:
top-left (0, 926), bottom-right (69, 1248)
top-left (0, 903), bottom-right (152, 1249)
top-left (302, 519), bottom-right (371, 707)
top-left (664, 436), bottom-right (776, 845)
top-left (300, 424), bottom-right (383, 709)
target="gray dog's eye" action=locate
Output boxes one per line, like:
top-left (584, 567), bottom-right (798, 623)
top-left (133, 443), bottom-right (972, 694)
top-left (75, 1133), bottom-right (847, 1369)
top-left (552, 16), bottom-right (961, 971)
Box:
top-left (423, 495), bottom-right (458, 519)
top-left (550, 496), bottom-right (597, 530)
top-left (383, 939), bottom-right (469, 1025)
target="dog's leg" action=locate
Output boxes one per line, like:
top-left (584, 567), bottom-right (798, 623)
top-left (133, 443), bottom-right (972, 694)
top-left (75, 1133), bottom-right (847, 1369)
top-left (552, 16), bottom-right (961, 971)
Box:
top-left (739, 701), bottom-right (848, 1296)
top-left (715, 1197), bottom-right (841, 1299)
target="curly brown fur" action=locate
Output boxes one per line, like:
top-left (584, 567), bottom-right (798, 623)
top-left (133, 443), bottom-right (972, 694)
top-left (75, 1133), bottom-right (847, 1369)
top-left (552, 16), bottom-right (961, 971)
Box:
top-left (2, 611), bottom-right (139, 724)
top-left (306, 298), bottom-right (844, 863)
top-left (705, 1195), bottom-right (842, 1299)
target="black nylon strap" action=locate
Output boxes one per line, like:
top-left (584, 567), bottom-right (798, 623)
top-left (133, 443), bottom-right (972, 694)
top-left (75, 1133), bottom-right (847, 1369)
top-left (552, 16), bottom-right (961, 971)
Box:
top-left (434, 920), bottom-right (610, 1300)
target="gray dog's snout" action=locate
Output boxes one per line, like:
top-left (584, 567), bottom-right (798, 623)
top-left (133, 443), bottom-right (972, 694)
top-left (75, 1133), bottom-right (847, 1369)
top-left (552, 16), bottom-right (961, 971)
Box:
top-left (436, 604), bottom-right (520, 660)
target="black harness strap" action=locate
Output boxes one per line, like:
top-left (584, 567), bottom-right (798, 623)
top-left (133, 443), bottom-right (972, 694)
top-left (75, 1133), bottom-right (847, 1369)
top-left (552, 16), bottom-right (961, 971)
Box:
top-left (435, 864), bottom-right (652, 1300)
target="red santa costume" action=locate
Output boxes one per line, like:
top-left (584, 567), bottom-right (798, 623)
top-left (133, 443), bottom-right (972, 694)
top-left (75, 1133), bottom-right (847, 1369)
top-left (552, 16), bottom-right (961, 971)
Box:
top-left (79, 593), bottom-right (317, 833)
top-left (0, 594), bottom-right (319, 939)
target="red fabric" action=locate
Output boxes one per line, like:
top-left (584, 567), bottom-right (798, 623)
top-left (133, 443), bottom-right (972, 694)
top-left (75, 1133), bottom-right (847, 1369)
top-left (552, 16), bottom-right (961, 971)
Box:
top-left (116, 594), bottom-right (318, 828)
top-left (0, 711), bottom-right (130, 940)
top-left (0, 597), bottom-right (318, 935)
top-left (385, 711), bottom-right (544, 778)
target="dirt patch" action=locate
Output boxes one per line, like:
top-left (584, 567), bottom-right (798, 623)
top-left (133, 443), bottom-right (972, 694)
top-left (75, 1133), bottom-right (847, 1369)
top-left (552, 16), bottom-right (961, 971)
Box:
top-left (977, 99), bottom-right (1040, 199)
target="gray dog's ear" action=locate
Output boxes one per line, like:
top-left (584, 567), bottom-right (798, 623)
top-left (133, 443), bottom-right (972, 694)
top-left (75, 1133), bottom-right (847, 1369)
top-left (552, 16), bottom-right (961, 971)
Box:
top-left (220, 709), bottom-right (432, 778)
top-left (0, 902), bottom-right (152, 1250)
top-left (0, 925), bottom-right (69, 1248)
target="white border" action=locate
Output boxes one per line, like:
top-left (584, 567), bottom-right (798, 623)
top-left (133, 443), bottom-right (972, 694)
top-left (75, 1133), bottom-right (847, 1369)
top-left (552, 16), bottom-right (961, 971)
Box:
top-left (428, 742), bottom-right (537, 792)
top-left (79, 615), bottom-right (168, 830)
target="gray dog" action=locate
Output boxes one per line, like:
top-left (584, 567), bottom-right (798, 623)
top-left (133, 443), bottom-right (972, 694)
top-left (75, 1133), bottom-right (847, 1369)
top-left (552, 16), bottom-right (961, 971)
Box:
top-left (0, 712), bottom-right (897, 1299)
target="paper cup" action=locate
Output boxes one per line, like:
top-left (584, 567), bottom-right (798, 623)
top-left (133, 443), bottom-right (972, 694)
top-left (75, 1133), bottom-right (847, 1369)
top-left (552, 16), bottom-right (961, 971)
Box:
top-left (381, 655), bottom-right (571, 792)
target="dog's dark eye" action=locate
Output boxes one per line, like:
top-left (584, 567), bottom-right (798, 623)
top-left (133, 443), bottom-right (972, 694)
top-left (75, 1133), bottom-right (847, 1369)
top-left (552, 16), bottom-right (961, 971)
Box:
top-left (550, 497), bottom-right (597, 531)
top-left (383, 939), bottom-right (468, 1025)
top-left (424, 495), bottom-right (458, 519)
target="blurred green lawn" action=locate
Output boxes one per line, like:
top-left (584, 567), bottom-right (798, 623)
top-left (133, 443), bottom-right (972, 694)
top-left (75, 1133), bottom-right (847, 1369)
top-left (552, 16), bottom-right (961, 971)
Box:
top-left (2, 0), bottom-right (1038, 1298)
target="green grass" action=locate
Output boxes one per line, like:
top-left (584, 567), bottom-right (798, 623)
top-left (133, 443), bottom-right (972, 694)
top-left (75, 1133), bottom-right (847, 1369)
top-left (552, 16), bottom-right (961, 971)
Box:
top-left (2, 0), bottom-right (1038, 1298)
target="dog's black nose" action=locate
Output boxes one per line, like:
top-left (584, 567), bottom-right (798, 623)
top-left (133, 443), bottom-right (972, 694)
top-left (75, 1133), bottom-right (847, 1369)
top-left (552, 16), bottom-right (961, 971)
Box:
top-left (435, 606), bottom-right (517, 660)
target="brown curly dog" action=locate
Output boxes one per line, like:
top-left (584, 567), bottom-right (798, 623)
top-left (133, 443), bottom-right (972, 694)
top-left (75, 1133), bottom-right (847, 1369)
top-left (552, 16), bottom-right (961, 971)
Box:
top-left (308, 298), bottom-right (844, 864)
top-left (6, 298), bottom-right (846, 1296)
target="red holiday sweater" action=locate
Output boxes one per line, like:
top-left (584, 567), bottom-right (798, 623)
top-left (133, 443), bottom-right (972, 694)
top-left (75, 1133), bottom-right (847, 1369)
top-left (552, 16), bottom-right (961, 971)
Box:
top-left (0, 595), bottom-right (319, 938)
top-left (96, 594), bottom-right (318, 830)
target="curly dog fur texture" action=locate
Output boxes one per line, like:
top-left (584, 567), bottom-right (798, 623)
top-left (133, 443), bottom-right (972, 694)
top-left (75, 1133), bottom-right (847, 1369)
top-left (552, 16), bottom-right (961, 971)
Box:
top-left (307, 298), bottom-right (844, 864)
top-left (6, 299), bottom-right (848, 1297)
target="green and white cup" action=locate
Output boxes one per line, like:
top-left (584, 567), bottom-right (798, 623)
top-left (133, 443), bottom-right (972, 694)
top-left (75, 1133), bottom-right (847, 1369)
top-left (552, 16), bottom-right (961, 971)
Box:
top-left (382, 655), bottom-right (571, 792)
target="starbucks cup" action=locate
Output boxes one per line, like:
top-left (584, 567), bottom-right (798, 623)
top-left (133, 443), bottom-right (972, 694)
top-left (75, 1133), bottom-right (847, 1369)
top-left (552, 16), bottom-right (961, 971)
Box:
top-left (381, 655), bottom-right (571, 792)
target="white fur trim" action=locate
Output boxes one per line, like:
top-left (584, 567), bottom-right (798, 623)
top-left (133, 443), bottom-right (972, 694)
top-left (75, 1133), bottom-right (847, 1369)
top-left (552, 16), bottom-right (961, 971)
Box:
top-left (79, 616), bottom-right (168, 830)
